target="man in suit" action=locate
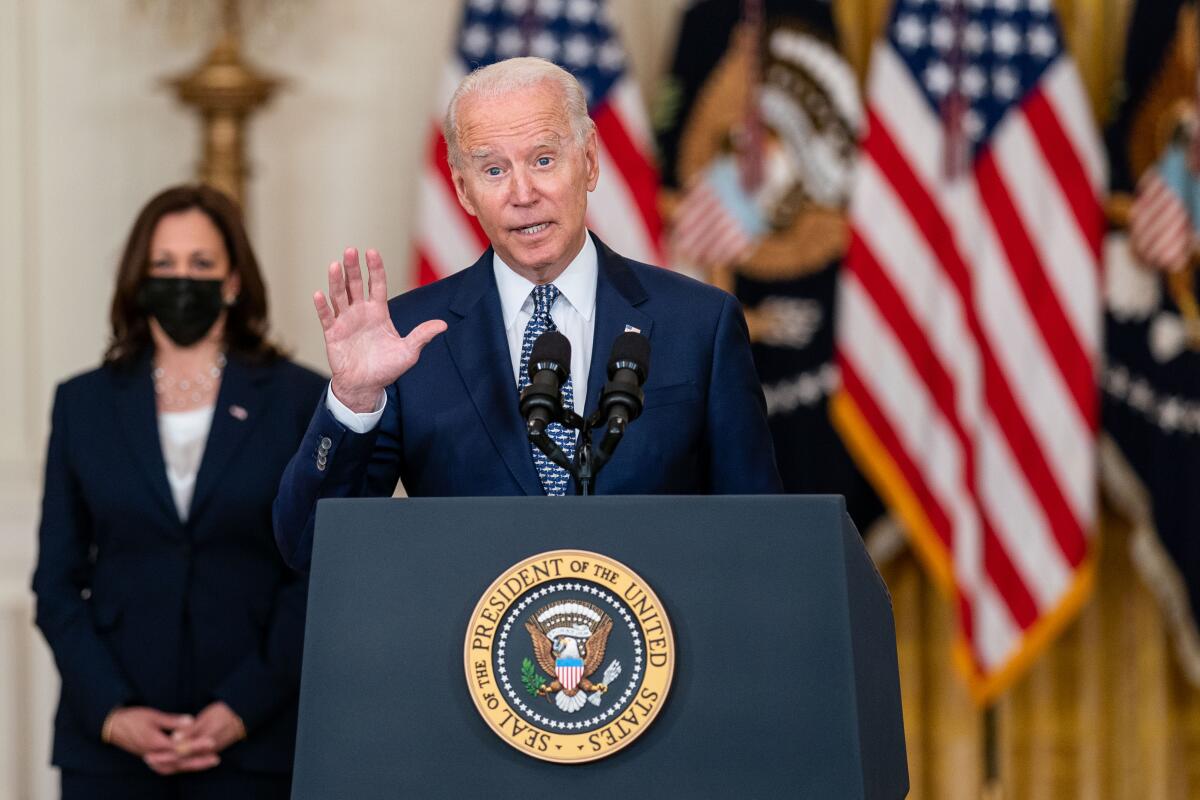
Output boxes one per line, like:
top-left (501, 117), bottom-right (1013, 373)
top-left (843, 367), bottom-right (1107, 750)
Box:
top-left (273, 57), bottom-right (781, 572)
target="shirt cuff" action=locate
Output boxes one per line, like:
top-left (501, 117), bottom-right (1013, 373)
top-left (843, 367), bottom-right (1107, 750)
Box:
top-left (325, 383), bottom-right (386, 434)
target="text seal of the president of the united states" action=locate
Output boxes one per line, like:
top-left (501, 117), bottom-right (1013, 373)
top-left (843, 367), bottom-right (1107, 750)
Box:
top-left (465, 550), bottom-right (675, 763)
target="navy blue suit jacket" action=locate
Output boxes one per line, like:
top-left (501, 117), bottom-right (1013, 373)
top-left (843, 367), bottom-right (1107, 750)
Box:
top-left (33, 353), bottom-right (326, 775)
top-left (274, 235), bottom-right (782, 572)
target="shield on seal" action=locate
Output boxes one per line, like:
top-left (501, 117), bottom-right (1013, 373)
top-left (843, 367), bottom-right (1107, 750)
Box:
top-left (555, 656), bottom-right (584, 691)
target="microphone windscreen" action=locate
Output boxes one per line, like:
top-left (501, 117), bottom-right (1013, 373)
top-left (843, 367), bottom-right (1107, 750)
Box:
top-left (530, 330), bottom-right (571, 369)
top-left (607, 331), bottom-right (650, 381)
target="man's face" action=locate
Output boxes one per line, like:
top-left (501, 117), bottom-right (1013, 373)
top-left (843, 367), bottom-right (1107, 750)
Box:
top-left (450, 81), bottom-right (599, 283)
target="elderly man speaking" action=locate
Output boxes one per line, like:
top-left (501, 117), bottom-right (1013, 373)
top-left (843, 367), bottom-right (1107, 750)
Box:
top-left (273, 57), bottom-right (781, 572)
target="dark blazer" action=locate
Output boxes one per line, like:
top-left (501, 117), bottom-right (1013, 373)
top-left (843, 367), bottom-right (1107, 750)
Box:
top-left (33, 353), bottom-right (326, 775)
top-left (273, 235), bottom-right (783, 572)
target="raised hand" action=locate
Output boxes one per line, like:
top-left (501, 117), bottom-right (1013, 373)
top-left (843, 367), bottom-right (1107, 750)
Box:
top-left (315, 248), bottom-right (447, 412)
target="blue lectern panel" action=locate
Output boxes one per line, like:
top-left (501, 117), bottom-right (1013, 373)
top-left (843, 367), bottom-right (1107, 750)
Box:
top-left (294, 495), bottom-right (906, 799)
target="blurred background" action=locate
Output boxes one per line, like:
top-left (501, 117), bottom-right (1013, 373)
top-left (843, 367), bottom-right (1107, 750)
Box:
top-left (2, 0), bottom-right (1198, 797)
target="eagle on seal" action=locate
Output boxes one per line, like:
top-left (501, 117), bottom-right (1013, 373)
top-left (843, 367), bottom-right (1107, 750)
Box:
top-left (525, 600), bottom-right (614, 713)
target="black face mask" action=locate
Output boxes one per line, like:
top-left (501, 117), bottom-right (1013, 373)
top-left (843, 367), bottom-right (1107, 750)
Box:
top-left (138, 277), bottom-right (226, 347)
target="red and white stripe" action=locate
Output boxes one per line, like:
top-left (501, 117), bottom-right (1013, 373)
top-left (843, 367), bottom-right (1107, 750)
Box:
top-left (669, 177), bottom-right (757, 268)
top-left (556, 664), bottom-right (583, 692)
top-left (836, 41), bottom-right (1104, 696)
top-left (1129, 170), bottom-right (1192, 271)
top-left (414, 65), bottom-right (662, 286)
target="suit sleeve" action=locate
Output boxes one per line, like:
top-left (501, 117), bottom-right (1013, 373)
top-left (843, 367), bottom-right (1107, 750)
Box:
top-left (32, 384), bottom-right (136, 738)
top-left (211, 568), bottom-right (308, 731)
top-left (705, 294), bottom-right (784, 493)
top-left (273, 383), bottom-right (405, 573)
top-left (218, 369), bottom-right (320, 727)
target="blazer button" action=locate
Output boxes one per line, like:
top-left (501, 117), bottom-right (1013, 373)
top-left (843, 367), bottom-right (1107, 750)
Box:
top-left (317, 455), bottom-right (327, 469)
top-left (319, 436), bottom-right (332, 450)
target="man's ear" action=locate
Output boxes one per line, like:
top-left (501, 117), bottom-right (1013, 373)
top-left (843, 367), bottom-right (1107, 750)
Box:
top-left (452, 168), bottom-right (479, 217)
top-left (584, 130), bottom-right (600, 192)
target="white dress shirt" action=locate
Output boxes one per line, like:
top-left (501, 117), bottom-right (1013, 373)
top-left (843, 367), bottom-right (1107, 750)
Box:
top-left (328, 234), bottom-right (599, 432)
top-left (157, 405), bottom-right (215, 522)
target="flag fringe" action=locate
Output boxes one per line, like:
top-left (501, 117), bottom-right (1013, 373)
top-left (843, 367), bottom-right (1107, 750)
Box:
top-left (831, 389), bottom-right (1096, 705)
top-left (1099, 434), bottom-right (1200, 687)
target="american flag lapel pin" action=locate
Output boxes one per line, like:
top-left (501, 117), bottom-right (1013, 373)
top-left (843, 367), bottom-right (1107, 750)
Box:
top-left (624, 324), bottom-right (641, 333)
top-left (229, 404), bottom-right (249, 421)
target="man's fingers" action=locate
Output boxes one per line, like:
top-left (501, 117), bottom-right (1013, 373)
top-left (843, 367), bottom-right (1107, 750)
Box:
top-left (327, 261), bottom-right (346, 316)
top-left (343, 247), bottom-right (365, 303)
top-left (403, 320), bottom-right (449, 355)
top-left (365, 249), bottom-right (389, 302)
top-left (314, 291), bottom-right (335, 331)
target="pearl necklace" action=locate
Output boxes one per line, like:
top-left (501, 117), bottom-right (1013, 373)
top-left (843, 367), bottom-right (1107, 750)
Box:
top-left (153, 353), bottom-right (227, 409)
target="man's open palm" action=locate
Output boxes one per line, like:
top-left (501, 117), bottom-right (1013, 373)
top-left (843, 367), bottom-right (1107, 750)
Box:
top-left (315, 248), bottom-right (446, 412)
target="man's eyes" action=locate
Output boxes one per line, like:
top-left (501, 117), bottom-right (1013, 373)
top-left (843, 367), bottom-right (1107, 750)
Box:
top-left (482, 157), bottom-right (551, 175)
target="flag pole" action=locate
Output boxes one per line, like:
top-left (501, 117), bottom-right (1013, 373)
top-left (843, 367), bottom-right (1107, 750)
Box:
top-left (982, 703), bottom-right (1003, 799)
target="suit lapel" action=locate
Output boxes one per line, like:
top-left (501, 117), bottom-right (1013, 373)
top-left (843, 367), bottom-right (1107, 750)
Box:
top-left (189, 356), bottom-right (269, 522)
top-left (445, 252), bottom-right (543, 496)
top-left (583, 235), bottom-right (653, 418)
top-left (113, 354), bottom-right (178, 525)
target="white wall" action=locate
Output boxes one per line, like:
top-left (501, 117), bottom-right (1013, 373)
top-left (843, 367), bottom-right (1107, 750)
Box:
top-left (0, 0), bottom-right (685, 795)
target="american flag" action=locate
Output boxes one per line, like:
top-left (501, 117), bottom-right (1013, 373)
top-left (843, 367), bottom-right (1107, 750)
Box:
top-left (669, 156), bottom-right (767, 271)
top-left (1129, 139), bottom-right (1197, 272)
top-left (414, 0), bottom-right (662, 285)
top-left (832, 0), bottom-right (1106, 701)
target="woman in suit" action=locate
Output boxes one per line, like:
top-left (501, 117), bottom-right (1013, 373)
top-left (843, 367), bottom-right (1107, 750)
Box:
top-left (33, 185), bottom-right (326, 799)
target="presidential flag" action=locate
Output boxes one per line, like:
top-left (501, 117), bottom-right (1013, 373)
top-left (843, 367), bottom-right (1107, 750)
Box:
top-left (1102, 0), bottom-right (1200, 688)
top-left (832, 0), bottom-right (1106, 701)
top-left (656, 0), bottom-right (888, 540)
top-left (414, 0), bottom-right (661, 285)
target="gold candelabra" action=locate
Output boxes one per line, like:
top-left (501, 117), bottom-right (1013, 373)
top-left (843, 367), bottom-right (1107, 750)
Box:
top-left (165, 0), bottom-right (281, 208)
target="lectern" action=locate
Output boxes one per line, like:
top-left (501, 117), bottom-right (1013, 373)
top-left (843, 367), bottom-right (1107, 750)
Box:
top-left (293, 495), bottom-right (907, 799)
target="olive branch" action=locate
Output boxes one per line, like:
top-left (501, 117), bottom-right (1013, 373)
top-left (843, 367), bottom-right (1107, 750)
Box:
top-left (521, 658), bottom-right (546, 697)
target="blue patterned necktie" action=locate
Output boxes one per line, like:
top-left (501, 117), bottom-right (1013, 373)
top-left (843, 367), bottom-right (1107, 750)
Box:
top-left (517, 284), bottom-right (575, 496)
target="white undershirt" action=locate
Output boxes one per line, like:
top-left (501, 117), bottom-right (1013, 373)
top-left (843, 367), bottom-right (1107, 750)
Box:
top-left (157, 405), bottom-right (214, 522)
top-left (493, 233), bottom-right (598, 416)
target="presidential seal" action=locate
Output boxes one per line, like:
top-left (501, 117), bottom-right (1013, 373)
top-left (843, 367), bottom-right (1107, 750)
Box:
top-left (464, 550), bottom-right (675, 763)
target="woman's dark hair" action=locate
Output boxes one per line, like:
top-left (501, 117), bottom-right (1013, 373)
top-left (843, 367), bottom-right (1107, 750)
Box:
top-left (104, 184), bottom-right (283, 365)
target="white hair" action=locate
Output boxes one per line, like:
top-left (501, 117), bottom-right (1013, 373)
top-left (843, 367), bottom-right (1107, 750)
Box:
top-left (443, 57), bottom-right (595, 170)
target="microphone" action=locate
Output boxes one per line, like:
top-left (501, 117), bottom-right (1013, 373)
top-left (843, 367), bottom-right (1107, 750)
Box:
top-left (519, 330), bottom-right (571, 439)
top-left (595, 332), bottom-right (650, 463)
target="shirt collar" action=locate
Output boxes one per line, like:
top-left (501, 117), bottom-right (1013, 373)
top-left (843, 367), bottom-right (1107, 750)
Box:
top-left (493, 232), bottom-right (598, 331)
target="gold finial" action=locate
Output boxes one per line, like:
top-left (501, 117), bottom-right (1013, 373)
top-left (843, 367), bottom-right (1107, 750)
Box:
top-left (165, 0), bottom-right (281, 208)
